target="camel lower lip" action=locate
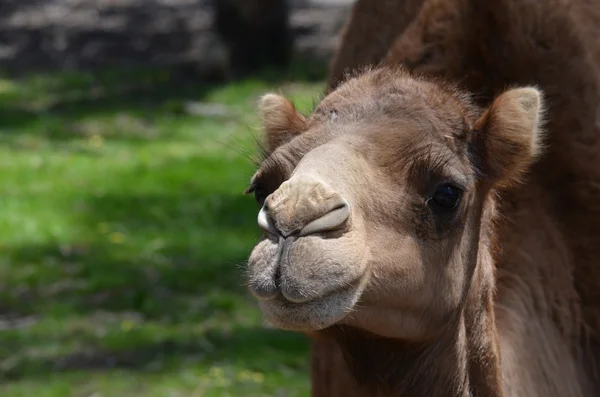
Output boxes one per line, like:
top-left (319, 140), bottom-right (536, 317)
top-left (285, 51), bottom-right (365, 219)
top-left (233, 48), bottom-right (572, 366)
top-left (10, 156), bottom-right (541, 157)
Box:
top-left (257, 278), bottom-right (367, 331)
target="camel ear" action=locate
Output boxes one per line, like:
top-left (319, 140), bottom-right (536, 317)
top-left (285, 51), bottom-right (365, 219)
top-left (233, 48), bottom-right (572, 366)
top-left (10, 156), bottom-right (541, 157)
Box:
top-left (473, 87), bottom-right (545, 187)
top-left (259, 93), bottom-right (308, 152)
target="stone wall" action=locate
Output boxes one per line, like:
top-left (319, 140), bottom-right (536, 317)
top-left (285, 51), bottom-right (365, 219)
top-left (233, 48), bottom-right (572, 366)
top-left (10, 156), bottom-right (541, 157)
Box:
top-left (0, 0), bottom-right (354, 75)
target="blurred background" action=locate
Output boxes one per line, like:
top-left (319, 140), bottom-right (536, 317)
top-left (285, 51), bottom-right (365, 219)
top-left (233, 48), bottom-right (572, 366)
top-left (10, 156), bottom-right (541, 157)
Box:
top-left (0, 1), bottom-right (354, 396)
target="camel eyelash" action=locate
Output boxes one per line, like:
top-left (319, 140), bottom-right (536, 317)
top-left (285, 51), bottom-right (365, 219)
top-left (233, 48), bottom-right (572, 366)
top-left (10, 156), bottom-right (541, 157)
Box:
top-left (243, 184), bottom-right (255, 195)
top-left (415, 148), bottom-right (454, 176)
top-left (407, 150), bottom-right (452, 184)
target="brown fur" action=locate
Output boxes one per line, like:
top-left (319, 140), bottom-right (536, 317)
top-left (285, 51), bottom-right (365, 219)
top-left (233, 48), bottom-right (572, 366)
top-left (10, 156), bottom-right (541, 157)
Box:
top-left (326, 0), bottom-right (427, 91)
top-left (246, 0), bottom-right (600, 396)
top-left (260, 94), bottom-right (308, 152)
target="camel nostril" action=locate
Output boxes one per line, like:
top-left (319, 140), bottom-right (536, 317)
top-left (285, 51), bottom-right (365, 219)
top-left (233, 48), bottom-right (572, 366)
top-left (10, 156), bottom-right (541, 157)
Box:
top-left (299, 199), bottom-right (350, 237)
top-left (258, 204), bottom-right (280, 235)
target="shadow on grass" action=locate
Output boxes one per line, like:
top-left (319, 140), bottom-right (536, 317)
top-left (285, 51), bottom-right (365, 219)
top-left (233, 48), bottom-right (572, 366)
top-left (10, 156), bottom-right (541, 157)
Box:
top-left (0, 56), bottom-right (326, 142)
top-left (0, 326), bottom-right (309, 382)
top-left (0, 167), bottom-right (261, 317)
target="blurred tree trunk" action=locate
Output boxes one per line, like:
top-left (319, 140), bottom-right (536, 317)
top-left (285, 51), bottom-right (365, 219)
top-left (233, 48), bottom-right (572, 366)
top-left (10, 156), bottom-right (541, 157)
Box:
top-left (212, 0), bottom-right (292, 78)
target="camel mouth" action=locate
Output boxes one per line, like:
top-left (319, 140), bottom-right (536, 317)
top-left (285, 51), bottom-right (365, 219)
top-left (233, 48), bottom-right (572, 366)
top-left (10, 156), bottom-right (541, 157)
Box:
top-left (247, 214), bottom-right (369, 331)
top-left (256, 274), bottom-right (368, 332)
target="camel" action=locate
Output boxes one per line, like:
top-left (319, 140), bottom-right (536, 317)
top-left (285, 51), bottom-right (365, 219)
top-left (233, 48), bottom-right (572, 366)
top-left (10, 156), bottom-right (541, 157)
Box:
top-left (244, 0), bottom-right (600, 396)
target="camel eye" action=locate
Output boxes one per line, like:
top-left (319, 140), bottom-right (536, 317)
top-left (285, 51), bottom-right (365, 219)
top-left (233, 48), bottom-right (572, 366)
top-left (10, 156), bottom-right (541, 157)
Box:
top-left (254, 186), bottom-right (268, 206)
top-left (430, 183), bottom-right (462, 211)
top-left (245, 183), bottom-right (268, 206)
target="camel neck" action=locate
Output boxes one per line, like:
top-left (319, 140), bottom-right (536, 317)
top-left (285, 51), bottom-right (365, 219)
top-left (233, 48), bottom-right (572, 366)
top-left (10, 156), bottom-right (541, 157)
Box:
top-left (324, 322), bottom-right (470, 397)
top-left (323, 294), bottom-right (502, 396)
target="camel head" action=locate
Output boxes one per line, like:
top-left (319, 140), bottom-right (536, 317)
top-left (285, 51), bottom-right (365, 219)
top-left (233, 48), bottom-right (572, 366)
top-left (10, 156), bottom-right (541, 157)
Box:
top-left (245, 67), bottom-right (544, 341)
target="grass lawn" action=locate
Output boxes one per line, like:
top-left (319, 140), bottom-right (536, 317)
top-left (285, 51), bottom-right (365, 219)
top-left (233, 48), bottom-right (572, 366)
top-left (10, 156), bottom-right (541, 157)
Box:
top-left (0, 61), bottom-right (326, 396)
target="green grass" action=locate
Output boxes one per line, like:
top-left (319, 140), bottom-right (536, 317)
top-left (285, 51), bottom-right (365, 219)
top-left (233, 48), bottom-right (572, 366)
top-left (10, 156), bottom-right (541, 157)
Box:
top-left (0, 62), bottom-right (326, 396)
